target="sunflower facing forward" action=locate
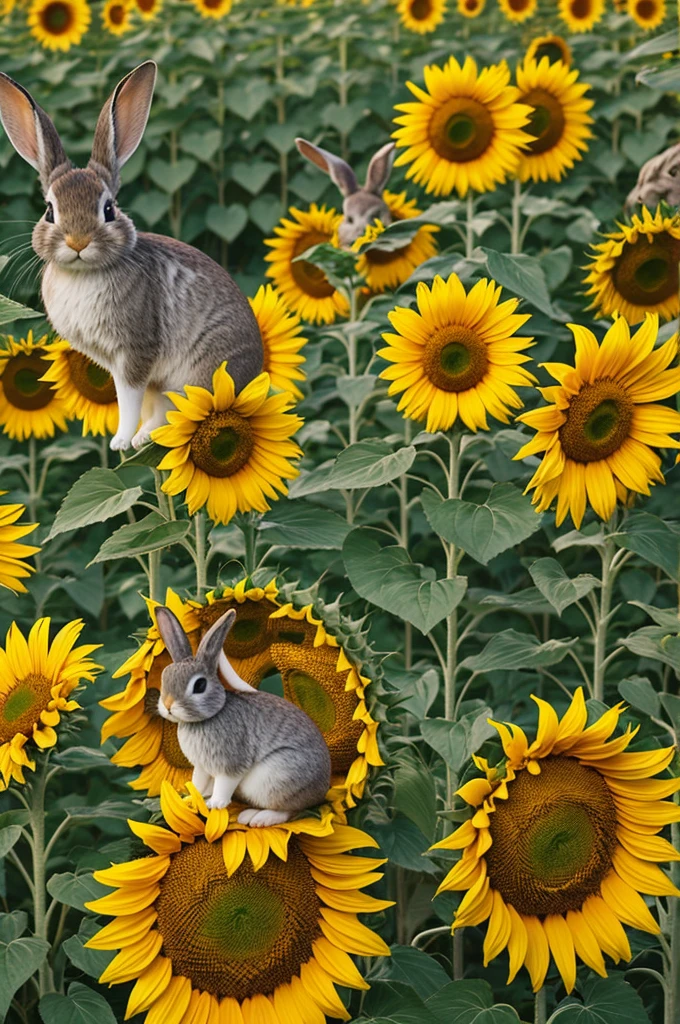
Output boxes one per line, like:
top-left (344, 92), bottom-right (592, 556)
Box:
top-left (265, 204), bottom-right (349, 325)
top-left (42, 341), bottom-right (118, 436)
top-left (432, 688), bottom-right (680, 994)
top-left (397, 0), bottom-right (446, 33)
top-left (458, 0), bottom-right (484, 15)
top-left (27, 0), bottom-right (90, 49)
top-left (584, 207), bottom-right (680, 325)
top-left (249, 285), bottom-right (307, 399)
top-left (85, 784), bottom-right (391, 1024)
top-left (628, 0), bottom-right (666, 29)
top-left (133, 0), bottom-right (160, 18)
top-left (151, 363), bottom-right (302, 526)
top-left (352, 190), bottom-right (439, 293)
top-left (393, 56), bottom-right (533, 198)
top-left (526, 34), bottom-right (573, 67)
top-left (193, 0), bottom-right (231, 16)
top-left (497, 0), bottom-right (536, 23)
top-left (0, 618), bottom-right (101, 789)
top-left (0, 499), bottom-right (40, 594)
top-left (102, 0), bottom-right (132, 33)
top-left (515, 314), bottom-right (680, 528)
top-left (516, 56), bottom-right (593, 183)
top-left (0, 333), bottom-right (70, 441)
top-left (558, 0), bottom-right (605, 31)
top-left (379, 273), bottom-right (536, 433)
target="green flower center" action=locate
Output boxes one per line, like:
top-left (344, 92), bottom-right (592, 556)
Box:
top-left (559, 380), bottom-right (634, 463)
top-left (423, 325), bottom-right (489, 393)
top-left (3, 351), bottom-right (56, 411)
top-left (201, 881), bottom-right (286, 959)
top-left (429, 98), bottom-right (495, 163)
top-left (522, 88), bottom-right (566, 155)
top-left (190, 410), bottom-right (255, 479)
top-left (613, 233), bottom-right (680, 307)
top-left (0, 673), bottom-right (53, 742)
top-left (68, 351), bottom-right (117, 404)
top-left (288, 670), bottom-right (337, 733)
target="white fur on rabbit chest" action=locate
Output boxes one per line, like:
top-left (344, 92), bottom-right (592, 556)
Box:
top-left (176, 724), bottom-right (226, 779)
top-left (42, 266), bottom-right (122, 370)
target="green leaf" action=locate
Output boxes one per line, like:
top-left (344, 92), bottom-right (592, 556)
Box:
top-left (627, 29), bottom-right (678, 59)
top-left (0, 937), bottom-right (50, 1019)
top-left (481, 248), bottom-right (565, 320)
top-left (460, 629), bottom-right (577, 673)
top-left (330, 441), bottom-right (415, 490)
top-left (372, 945), bottom-right (451, 1000)
top-left (0, 826), bottom-right (21, 858)
top-left (529, 557), bottom-right (599, 616)
top-left (90, 512), bottom-right (191, 564)
top-left (259, 502), bottom-right (350, 550)
top-left (296, 242), bottom-right (356, 282)
top-left (223, 78), bottom-right (272, 120)
top-left (618, 626), bottom-right (680, 673)
top-left (0, 810), bottom-right (29, 830)
top-left (420, 707), bottom-right (495, 773)
top-left (614, 511), bottom-right (680, 582)
top-left (617, 676), bottom-right (660, 718)
top-left (660, 693), bottom-right (680, 738)
top-left (129, 189), bottom-right (170, 227)
top-left (343, 527), bottom-right (467, 634)
top-left (336, 374), bottom-right (377, 409)
top-left (547, 974), bottom-right (650, 1023)
top-left (231, 160), bottom-right (278, 195)
top-left (0, 294), bottom-right (43, 326)
top-left (46, 872), bottom-right (108, 910)
top-left (117, 441), bottom-right (165, 468)
top-left (62, 919), bottom-right (114, 979)
top-left (422, 484), bottom-right (542, 566)
top-left (629, 601), bottom-right (680, 630)
top-left (369, 816), bottom-right (439, 874)
top-left (394, 763), bottom-right (437, 841)
top-left (53, 747), bottom-right (116, 771)
top-left (39, 982), bottom-right (117, 1024)
top-left (206, 203), bottom-right (248, 243)
top-left (363, 981), bottom-right (439, 1024)
top-left (180, 129), bottom-right (222, 163)
top-left (0, 912), bottom-right (27, 943)
top-left (426, 980), bottom-right (521, 1024)
top-left (48, 468), bottom-right (142, 540)
top-left (147, 157), bottom-right (198, 194)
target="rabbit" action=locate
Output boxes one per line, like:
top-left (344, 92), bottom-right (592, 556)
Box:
top-left (0, 61), bottom-right (263, 452)
top-left (154, 605), bottom-right (332, 827)
top-left (295, 137), bottom-right (396, 247)
top-left (626, 142), bottom-right (680, 210)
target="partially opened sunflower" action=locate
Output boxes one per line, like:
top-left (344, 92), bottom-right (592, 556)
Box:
top-left (85, 783), bottom-right (392, 1024)
top-left (526, 34), bottom-right (573, 66)
top-left (515, 314), bottom-right (680, 528)
top-left (433, 688), bottom-right (680, 993)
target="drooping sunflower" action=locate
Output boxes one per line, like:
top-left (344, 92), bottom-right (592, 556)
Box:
top-left (393, 56), bottom-right (533, 198)
top-left (265, 204), bottom-right (349, 325)
top-left (397, 0), bottom-right (446, 33)
top-left (498, 0), bottom-right (536, 23)
top-left (27, 0), bottom-right (90, 49)
top-left (151, 363), bottom-right (302, 527)
top-left (133, 0), bottom-right (160, 18)
top-left (0, 334), bottom-right (70, 442)
top-left (0, 498), bottom-right (40, 594)
top-left (352, 190), bottom-right (439, 293)
top-left (432, 688), bottom-right (680, 994)
top-left (193, 0), bottom-right (231, 17)
top-left (526, 33), bottom-right (573, 66)
top-left (515, 314), bottom-right (680, 528)
top-left (628, 0), bottom-right (666, 28)
top-left (558, 0), bottom-right (605, 31)
top-left (41, 341), bottom-right (118, 437)
top-left (102, 0), bottom-right (132, 32)
top-left (458, 0), bottom-right (484, 15)
top-left (584, 207), bottom-right (680, 325)
top-left (85, 784), bottom-right (391, 1024)
top-left (379, 272), bottom-right (536, 433)
top-left (0, 618), bottom-right (101, 790)
top-left (515, 56), bottom-right (594, 183)
top-left (249, 285), bottom-right (307, 400)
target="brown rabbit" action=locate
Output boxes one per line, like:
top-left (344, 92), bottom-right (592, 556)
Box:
top-left (626, 142), bottom-right (680, 210)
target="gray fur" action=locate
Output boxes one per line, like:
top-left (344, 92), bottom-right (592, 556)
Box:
top-left (156, 607), bottom-right (331, 820)
top-left (626, 142), bottom-right (680, 209)
top-left (296, 137), bottom-right (396, 246)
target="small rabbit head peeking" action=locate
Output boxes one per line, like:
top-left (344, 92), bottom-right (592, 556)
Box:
top-left (626, 141), bottom-right (680, 210)
top-left (155, 607), bottom-right (237, 723)
top-left (296, 137), bottom-right (396, 247)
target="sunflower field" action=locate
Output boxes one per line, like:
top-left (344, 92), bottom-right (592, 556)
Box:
top-left (1, 0), bottom-right (680, 1021)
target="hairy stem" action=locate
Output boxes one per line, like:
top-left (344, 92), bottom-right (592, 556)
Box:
top-left (465, 192), bottom-right (475, 259)
top-left (30, 760), bottom-right (54, 995)
top-left (665, 821), bottom-right (680, 1024)
top-left (593, 536), bottom-right (616, 702)
top-left (510, 177), bottom-right (522, 255)
top-left (195, 511), bottom-right (207, 597)
top-left (534, 987), bottom-right (547, 1024)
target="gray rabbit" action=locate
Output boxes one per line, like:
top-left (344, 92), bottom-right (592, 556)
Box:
top-left (295, 137), bottom-right (396, 247)
top-left (626, 142), bottom-right (680, 210)
top-left (0, 61), bottom-right (263, 451)
top-left (154, 606), bottom-right (331, 827)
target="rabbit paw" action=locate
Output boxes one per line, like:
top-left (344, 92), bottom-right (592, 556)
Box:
top-left (110, 433), bottom-right (132, 452)
top-left (131, 427), bottom-right (152, 450)
top-left (240, 809), bottom-right (292, 828)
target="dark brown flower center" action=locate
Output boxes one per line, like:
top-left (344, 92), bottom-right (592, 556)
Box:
top-left (486, 756), bottom-right (617, 916)
top-left (570, 0), bottom-right (592, 17)
top-left (0, 673), bottom-right (53, 741)
top-left (189, 410), bottom-right (255, 479)
top-left (3, 350), bottom-right (57, 411)
top-left (523, 88), bottom-right (566, 155)
top-left (533, 40), bottom-right (569, 64)
top-left (68, 351), bottom-right (117, 404)
top-left (291, 231), bottom-right (336, 300)
top-left (636, 0), bottom-right (656, 17)
top-left (136, 0), bottom-right (155, 11)
top-left (559, 379), bottom-right (633, 463)
top-left (410, 0), bottom-right (433, 19)
top-left (108, 2), bottom-right (126, 23)
top-left (422, 324), bottom-right (489, 393)
top-left (41, 0), bottom-right (73, 32)
top-left (509, 0), bottom-right (530, 9)
top-left (429, 98), bottom-right (495, 163)
top-left (613, 232), bottom-right (680, 307)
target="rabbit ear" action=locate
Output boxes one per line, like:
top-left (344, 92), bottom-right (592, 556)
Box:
top-left (295, 137), bottom-right (358, 197)
top-left (365, 141), bottom-right (396, 196)
top-left (89, 61), bottom-right (157, 194)
top-left (0, 74), bottom-right (69, 193)
top-left (196, 609), bottom-right (237, 672)
top-left (155, 606), bottom-right (192, 663)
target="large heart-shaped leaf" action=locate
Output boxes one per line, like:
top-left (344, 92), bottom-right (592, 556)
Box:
top-left (90, 512), bottom-right (190, 564)
top-left (529, 557), bottom-right (599, 616)
top-left (460, 629), bottom-right (577, 673)
top-left (48, 469), bottom-right (142, 540)
top-left (39, 982), bottom-right (118, 1024)
top-left (0, 937), bottom-right (50, 1019)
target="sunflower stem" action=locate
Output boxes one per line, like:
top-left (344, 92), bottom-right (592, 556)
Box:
top-left (400, 418), bottom-right (413, 669)
top-left (276, 34), bottom-right (289, 208)
top-left (465, 192), bottom-right (475, 259)
top-left (148, 549), bottom-right (162, 605)
top-left (30, 756), bottom-right (54, 995)
top-left (241, 516), bottom-right (257, 577)
top-left (27, 436), bottom-right (38, 523)
top-left (593, 535), bottom-right (616, 702)
top-left (195, 511), bottom-right (207, 597)
top-left (510, 178), bottom-right (522, 255)
top-left (445, 430), bottom-right (462, 794)
top-left (347, 284), bottom-right (360, 446)
top-left (534, 987), bottom-right (547, 1024)
top-left (665, 820), bottom-right (680, 1024)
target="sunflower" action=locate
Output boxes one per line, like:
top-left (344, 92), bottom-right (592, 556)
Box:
top-left (397, 0), bottom-right (446, 33)
top-left (85, 784), bottom-right (391, 1024)
top-left (193, 0), bottom-right (231, 16)
top-left (27, 0), bottom-right (90, 49)
top-left (0, 499), bottom-right (40, 594)
top-left (133, 0), bottom-right (160, 17)
top-left (628, 0), bottom-right (666, 27)
top-left (515, 314), bottom-right (680, 528)
top-left (151, 363), bottom-right (302, 527)
top-left (515, 56), bottom-right (594, 183)
top-left (432, 687), bottom-right (680, 994)
top-left (103, 583), bottom-right (383, 810)
top-left (0, 618), bottom-right (100, 790)
top-left (265, 205), bottom-right (349, 325)
top-left (102, 0), bottom-right (132, 32)
top-left (526, 33), bottom-right (573, 66)
top-left (498, 0), bottom-right (536, 23)
top-left (249, 285), bottom-right (307, 400)
top-left (378, 272), bottom-right (536, 433)
top-left (41, 341), bottom-right (118, 437)
top-left (584, 207), bottom-right (680, 325)
top-left (0, 334), bottom-right (70, 442)
top-left (393, 56), bottom-right (533, 198)
top-left (352, 191), bottom-right (439, 293)
top-left (558, 0), bottom-right (605, 31)
top-left (458, 0), bottom-right (484, 14)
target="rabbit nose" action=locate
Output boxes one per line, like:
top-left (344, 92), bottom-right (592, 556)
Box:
top-left (163, 695), bottom-right (174, 710)
top-left (64, 234), bottom-right (91, 253)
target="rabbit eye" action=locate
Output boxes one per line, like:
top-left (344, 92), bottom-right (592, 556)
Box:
top-left (45, 202), bottom-right (54, 224)
top-left (346, 216), bottom-right (354, 224)
top-left (192, 676), bottom-right (208, 694)
top-left (669, 166), bottom-right (678, 177)
top-left (103, 199), bottom-right (116, 222)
